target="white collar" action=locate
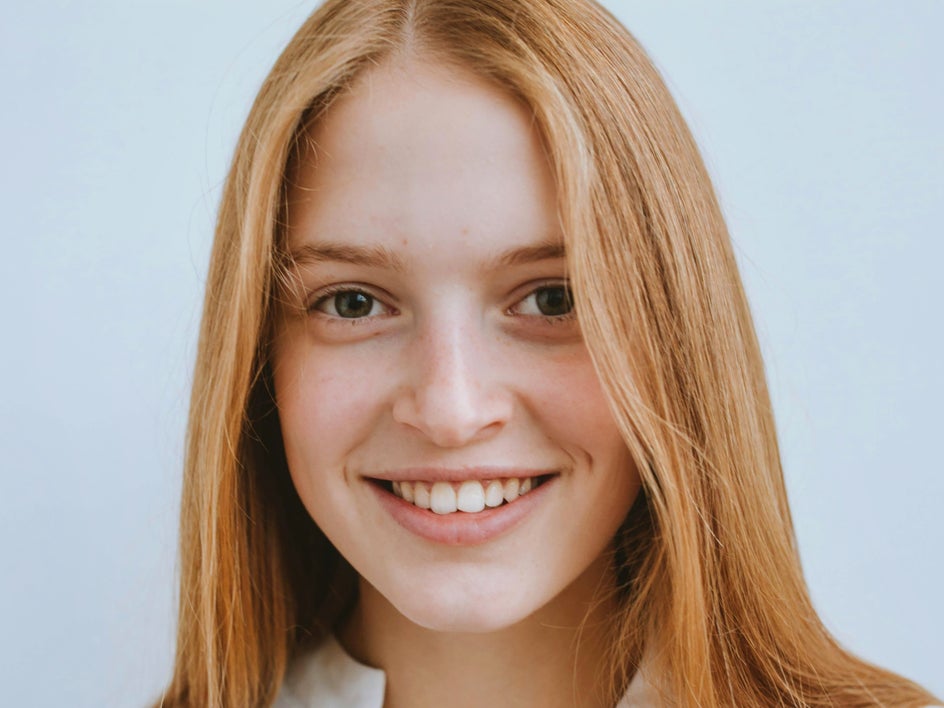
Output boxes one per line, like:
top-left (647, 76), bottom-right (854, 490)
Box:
top-left (275, 635), bottom-right (660, 707)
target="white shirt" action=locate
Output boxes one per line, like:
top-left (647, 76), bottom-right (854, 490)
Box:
top-left (274, 635), bottom-right (660, 707)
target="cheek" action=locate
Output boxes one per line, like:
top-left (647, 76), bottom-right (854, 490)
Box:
top-left (523, 348), bottom-right (639, 520)
top-left (273, 337), bottom-right (395, 483)
top-left (523, 347), bottom-right (626, 454)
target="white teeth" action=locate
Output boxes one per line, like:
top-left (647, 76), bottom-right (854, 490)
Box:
top-left (413, 482), bottom-right (431, 509)
top-left (391, 477), bottom-right (542, 513)
top-left (484, 480), bottom-right (504, 508)
top-left (503, 478), bottom-right (520, 502)
top-left (430, 481), bottom-right (457, 514)
top-left (456, 480), bottom-right (486, 513)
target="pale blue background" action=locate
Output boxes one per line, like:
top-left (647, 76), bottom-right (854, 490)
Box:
top-left (1, 2), bottom-right (940, 705)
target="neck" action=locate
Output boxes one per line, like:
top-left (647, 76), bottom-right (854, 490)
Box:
top-left (338, 554), bottom-right (620, 708)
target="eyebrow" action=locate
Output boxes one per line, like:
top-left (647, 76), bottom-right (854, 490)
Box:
top-left (286, 240), bottom-right (566, 272)
top-left (288, 242), bottom-right (407, 272)
top-left (494, 241), bottom-right (566, 268)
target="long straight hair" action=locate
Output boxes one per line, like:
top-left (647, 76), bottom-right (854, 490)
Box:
top-left (159, 1), bottom-right (938, 705)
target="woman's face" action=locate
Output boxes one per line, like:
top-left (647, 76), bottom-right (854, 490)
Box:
top-left (273, 58), bottom-right (640, 632)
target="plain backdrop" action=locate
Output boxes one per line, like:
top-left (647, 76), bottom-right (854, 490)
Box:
top-left (1, 2), bottom-right (940, 705)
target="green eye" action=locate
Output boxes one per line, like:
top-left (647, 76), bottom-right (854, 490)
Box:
top-left (334, 291), bottom-right (373, 318)
top-left (534, 286), bottom-right (574, 317)
top-left (314, 289), bottom-right (380, 318)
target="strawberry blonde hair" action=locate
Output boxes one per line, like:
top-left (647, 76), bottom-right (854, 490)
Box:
top-left (159, 1), bottom-right (938, 705)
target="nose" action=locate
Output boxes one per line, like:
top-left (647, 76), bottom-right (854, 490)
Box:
top-left (392, 318), bottom-right (513, 448)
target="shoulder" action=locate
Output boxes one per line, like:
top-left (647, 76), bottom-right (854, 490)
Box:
top-left (615, 657), bottom-right (666, 708)
top-left (274, 635), bottom-right (386, 708)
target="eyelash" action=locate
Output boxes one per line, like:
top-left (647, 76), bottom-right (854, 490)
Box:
top-left (508, 283), bottom-right (576, 324)
top-left (308, 284), bottom-right (397, 323)
top-left (307, 282), bottom-right (576, 325)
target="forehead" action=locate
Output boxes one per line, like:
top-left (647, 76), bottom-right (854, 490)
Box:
top-left (285, 57), bottom-right (560, 257)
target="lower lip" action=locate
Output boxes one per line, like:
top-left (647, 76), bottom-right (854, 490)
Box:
top-left (369, 477), bottom-right (556, 546)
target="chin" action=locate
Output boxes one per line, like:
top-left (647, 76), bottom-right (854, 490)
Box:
top-left (386, 578), bottom-right (541, 634)
top-left (397, 599), bottom-right (532, 634)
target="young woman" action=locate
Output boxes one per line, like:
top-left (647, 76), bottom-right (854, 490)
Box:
top-left (158, 1), bottom-right (940, 706)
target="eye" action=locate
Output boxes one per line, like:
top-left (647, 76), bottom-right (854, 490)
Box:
top-left (312, 288), bottom-right (389, 319)
top-left (513, 284), bottom-right (575, 318)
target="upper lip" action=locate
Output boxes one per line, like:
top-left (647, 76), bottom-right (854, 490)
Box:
top-left (366, 467), bottom-right (555, 483)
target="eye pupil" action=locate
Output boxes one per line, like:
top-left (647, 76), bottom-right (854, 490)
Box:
top-left (335, 291), bottom-right (373, 318)
top-left (536, 286), bottom-right (573, 316)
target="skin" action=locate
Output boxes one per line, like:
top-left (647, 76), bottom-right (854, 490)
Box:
top-left (273, 56), bottom-right (641, 707)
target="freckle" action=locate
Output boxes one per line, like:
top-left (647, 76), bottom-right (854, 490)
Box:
top-left (401, 237), bottom-right (408, 246)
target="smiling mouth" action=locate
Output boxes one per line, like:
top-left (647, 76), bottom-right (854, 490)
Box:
top-left (373, 475), bottom-right (554, 515)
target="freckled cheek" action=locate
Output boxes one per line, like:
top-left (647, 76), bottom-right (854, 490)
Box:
top-left (520, 351), bottom-right (625, 453)
top-left (274, 342), bottom-right (397, 472)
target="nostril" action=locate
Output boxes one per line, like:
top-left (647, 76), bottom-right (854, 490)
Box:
top-left (391, 398), bottom-right (513, 449)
